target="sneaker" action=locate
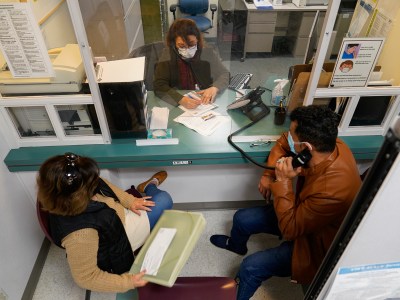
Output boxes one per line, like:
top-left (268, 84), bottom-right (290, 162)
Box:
top-left (137, 171), bottom-right (168, 193)
top-left (210, 235), bottom-right (247, 255)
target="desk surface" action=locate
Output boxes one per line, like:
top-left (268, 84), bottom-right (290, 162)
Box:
top-left (4, 87), bottom-right (383, 172)
top-left (243, 1), bottom-right (328, 11)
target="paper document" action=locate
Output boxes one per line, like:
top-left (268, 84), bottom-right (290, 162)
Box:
top-left (150, 107), bottom-right (169, 129)
top-left (179, 103), bottom-right (218, 116)
top-left (141, 228), bottom-right (177, 276)
top-left (253, 0), bottom-right (273, 9)
top-left (325, 262), bottom-right (400, 299)
top-left (174, 110), bottom-right (230, 136)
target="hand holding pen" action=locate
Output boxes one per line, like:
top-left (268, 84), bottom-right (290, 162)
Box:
top-left (179, 92), bottom-right (202, 109)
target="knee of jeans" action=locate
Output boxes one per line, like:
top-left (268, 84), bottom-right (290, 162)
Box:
top-left (233, 208), bottom-right (247, 227)
top-left (157, 191), bottom-right (173, 209)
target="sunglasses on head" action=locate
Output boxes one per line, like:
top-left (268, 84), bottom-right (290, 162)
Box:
top-left (64, 152), bottom-right (79, 187)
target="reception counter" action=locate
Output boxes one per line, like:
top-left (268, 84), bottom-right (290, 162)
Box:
top-left (4, 90), bottom-right (383, 172)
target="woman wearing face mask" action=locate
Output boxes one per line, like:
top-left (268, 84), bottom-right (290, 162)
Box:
top-left (154, 19), bottom-right (229, 109)
top-left (339, 60), bottom-right (353, 73)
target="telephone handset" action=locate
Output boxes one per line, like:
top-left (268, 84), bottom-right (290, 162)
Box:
top-left (290, 148), bottom-right (312, 168)
top-left (227, 86), bottom-right (270, 121)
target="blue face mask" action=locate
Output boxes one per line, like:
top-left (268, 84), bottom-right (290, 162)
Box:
top-left (288, 131), bottom-right (297, 154)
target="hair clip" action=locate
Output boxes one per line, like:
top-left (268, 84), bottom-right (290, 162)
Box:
top-left (64, 153), bottom-right (79, 186)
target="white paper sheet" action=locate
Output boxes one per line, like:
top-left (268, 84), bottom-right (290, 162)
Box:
top-left (178, 103), bottom-right (218, 117)
top-left (174, 110), bottom-right (230, 136)
top-left (150, 107), bottom-right (169, 129)
top-left (140, 228), bottom-right (177, 276)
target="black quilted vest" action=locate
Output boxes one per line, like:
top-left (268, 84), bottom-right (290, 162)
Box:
top-left (49, 196), bottom-right (134, 274)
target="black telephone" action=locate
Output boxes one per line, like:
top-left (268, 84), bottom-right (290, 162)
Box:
top-left (290, 148), bottom-right (312, 168)
top-left (227, 86), bottom-right (270, 121)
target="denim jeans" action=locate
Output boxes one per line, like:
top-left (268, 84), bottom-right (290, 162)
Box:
top-left (144, 184), bottom-right (173, 229)
top-left (231, 205), bottom-right (294, 300)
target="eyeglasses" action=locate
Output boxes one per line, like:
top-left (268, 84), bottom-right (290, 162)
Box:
top-left (64, 152), bottom-right (79, 186)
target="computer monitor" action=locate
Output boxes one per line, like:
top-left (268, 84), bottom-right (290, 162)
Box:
top-left (58, 110), bottom-right (81, 125)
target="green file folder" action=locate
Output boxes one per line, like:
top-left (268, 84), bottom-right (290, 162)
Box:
top-left (130, 210), bottom-right (206, 287)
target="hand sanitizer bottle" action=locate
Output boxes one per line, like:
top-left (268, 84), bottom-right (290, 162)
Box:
top-left (272, 79), bottom-right (284, 106)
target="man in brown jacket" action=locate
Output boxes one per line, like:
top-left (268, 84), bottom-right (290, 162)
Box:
top-left (210, 105), bottom-right (361, 300)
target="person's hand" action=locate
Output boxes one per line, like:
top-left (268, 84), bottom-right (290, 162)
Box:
top-left (258, 175), bottom-right (274, 203)
top-left (197, 87), bottom-right (219, 104)
top-left (130, 196), bottom-right (154, 216)
top-left (130, 270), bottom-right (148, 288)
top-left (179, 96), bottom-right (201, 109)
top-left (274, 157), bottom-right (301, 182)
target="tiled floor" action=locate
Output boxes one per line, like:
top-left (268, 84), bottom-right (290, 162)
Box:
top-left (33, 209), bottom-right (304, 300)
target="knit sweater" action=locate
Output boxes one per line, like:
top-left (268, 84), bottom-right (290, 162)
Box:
top-left (61, 178), bottom-right (149, 292)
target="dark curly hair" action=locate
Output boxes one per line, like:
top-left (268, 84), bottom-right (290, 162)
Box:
top-left (166, 19), bottom-right (204, 49)
top-left (37, 153), bottom-right (100, 216)
top-left (290, 105), bottom-right (340, 152)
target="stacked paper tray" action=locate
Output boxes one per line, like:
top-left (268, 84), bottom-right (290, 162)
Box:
top-left (253, 0), bottom-right (273, 9)
top-left (130, 210), bottom-right (206, 287)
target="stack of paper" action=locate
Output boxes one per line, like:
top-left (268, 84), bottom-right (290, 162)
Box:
top-left (253, 0), bottom-right (273, 9)
top-left (174, 110), bottom-right (230, 136)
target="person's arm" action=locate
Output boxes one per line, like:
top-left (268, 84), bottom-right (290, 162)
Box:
top-left (208, 47), bottom-right (229, 92)
top-left (153, 60), bottom-right (185, 106)
top-left (271, 171), bottom-right (357, 241)
top-left (258, 133), bottom-right (290, 200)
top-left (63, 229), bottom-right (147, 292)
top-left (101, 178), bottom-right (154, 216)
top-left (196, 47), bottom-right (229, 103)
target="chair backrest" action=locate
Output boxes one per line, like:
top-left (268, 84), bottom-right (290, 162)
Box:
top-left (179, 0), bottom-right (209, 15)
top-left (128, 41), bottom-right (165, 91)
top-left (36, 200), bottom-right (57, 245)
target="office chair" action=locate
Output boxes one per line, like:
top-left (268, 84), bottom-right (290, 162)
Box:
top-left (128, 41), bottom-right (165, 91)
top-left (117, 277), bottom-right (237, 300)
top-left (170, 0), bottom-right (217, 32)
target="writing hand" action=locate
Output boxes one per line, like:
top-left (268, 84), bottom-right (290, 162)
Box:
top-left (179, 96), bottom-right (201, 109)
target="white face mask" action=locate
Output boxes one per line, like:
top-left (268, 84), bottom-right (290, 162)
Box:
top-left (178, 45), bottom-right (197, 59)
top-left (288, 131), bottom-right (298, 154)
top-left (341, 67), bottom-right (350, 73)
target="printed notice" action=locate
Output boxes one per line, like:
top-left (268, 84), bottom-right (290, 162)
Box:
top-left (0, 3), bottom-right (54, 78)
top-left (329, 38), bottom-right (385, 88)
top-left (325, 262), bottom-right (400, 300)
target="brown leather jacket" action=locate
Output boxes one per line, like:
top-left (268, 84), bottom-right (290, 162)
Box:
top-left (265, 133), bottom-right (361, 284)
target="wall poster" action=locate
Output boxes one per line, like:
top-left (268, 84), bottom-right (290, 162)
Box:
top-left (329, 38), bottom-right (385, 88)
top-left (0, 2), bottom-right (54, 78)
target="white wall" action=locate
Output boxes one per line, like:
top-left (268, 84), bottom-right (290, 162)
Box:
top-left (0, 131), bottom-right (43, 299)
top-left (317, 121), bottom-right (400, 299)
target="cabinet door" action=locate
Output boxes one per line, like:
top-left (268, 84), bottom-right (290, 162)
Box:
top-left (246, 34), bottom-right (274, 52)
